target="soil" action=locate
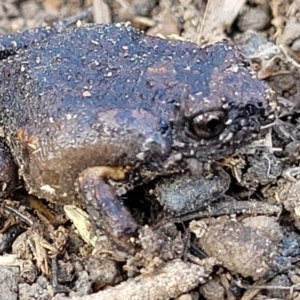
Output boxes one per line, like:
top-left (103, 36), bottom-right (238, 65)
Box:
top-left (1, 1), bottom-right (300, 299)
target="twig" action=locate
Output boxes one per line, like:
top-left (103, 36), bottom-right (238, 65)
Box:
top-left (197, 0), bottom-right (211, 45)
top-left (3, 205), bottom-right (35, 227)
top-left (236, 280), bottom-right (300, 292)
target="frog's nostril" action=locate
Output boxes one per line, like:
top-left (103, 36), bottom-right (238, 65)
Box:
top-left (255, 101), bottom-right (263, 108)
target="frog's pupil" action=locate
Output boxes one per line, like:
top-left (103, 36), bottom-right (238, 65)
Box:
top-left (205, 118), bottom-right (221, 133)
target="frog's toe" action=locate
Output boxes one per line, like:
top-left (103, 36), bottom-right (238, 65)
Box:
top-left (77, 166), bottom-right (138, 252)
top-left (0, 140), bottom-right (17, 197)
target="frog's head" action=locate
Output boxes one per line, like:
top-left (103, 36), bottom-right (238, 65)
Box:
top-left (170, 57), bottom-right (277, 161)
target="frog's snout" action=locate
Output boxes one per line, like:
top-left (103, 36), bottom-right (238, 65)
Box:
top-left (238, 100), bottom-right (272, 134)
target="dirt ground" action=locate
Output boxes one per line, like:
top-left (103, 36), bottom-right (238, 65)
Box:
top-left (2, 0), bottom-right (300, 299)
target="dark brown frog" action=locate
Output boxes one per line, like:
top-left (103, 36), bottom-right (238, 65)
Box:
top-left (0, 22), bottom-right (276, 250)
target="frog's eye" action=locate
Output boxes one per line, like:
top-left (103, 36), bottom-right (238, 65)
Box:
top-left (190, 110), bottom-right (226, 138)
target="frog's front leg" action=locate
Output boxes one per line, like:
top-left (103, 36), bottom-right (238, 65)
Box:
top-left (77, 166), bottom-right (139, 251)
top-left (73, 108), bottom-right (172, 252)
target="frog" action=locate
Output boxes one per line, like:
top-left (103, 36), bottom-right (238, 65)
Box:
top-left (0, 21), bottom-right (276, 251)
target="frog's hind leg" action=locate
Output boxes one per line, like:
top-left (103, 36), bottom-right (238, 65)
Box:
top-left (0, 139), bottom-right (17, 198)
top-left (77, 166), bottom-right (139, 252)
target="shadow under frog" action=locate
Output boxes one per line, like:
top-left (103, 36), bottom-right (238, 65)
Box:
top-left (0, 22), bottom-right (276, 251)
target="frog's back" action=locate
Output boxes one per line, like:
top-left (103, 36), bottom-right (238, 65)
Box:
top-left (0, 23), bottom-right (245, 128)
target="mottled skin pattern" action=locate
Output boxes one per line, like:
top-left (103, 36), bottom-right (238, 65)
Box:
top-left (0, 23), bottom-right (275, 250)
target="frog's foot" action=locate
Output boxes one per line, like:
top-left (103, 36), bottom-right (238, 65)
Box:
top-left (77, 166), bottom-right (138, 251)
